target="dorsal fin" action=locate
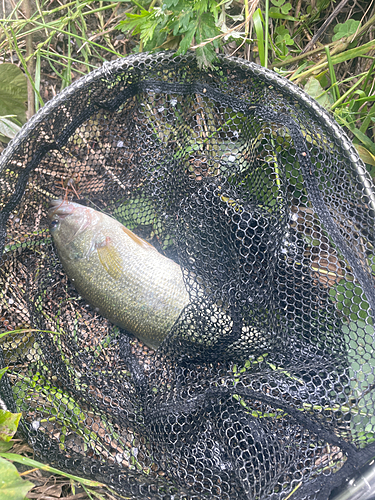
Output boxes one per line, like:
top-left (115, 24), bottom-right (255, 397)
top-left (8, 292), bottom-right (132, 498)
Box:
top-left (121, 225), bottom-right (156, 251)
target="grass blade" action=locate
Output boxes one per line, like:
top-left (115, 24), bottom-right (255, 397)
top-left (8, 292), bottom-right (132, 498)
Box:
top-left (0, 453), bottom-right (105, 487)
top-left (325, 45), bottom-right (340, 101)
top-left (253, 8), bottom-right (265, 66)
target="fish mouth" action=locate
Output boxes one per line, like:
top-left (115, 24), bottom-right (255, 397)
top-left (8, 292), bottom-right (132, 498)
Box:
top-left (48, 199), bottom-right (75, 219)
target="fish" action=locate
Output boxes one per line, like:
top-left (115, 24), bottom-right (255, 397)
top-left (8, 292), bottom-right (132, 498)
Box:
top-left (48, 199), bottom-right (189, 350)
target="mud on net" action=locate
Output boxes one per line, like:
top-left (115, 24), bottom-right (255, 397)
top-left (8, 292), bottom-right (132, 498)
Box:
top-left (1, 52), bottom-right (375, 500)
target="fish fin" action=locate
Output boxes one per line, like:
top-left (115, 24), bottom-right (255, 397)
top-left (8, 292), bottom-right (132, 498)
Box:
top-left (96, 237), bottom-right (123, 280)
top-left (121, 225), bottom-right (156, 251)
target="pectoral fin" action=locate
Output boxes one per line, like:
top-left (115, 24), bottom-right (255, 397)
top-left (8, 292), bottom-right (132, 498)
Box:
top-left (121, 225), bottom-right (156, 251)
top-left (97, 237), bottom-right (123, 280)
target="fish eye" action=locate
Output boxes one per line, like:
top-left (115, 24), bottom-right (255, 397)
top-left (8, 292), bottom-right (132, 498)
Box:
top-left (50, 219), bottom-right (59, 229)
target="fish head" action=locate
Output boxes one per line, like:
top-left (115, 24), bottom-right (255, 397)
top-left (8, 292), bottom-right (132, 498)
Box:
top-left (48, 199), bottom-right (100, 260)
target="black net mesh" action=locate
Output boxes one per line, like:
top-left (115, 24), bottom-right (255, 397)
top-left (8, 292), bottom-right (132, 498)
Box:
top-left (1, 51), bottom-right (375, 500)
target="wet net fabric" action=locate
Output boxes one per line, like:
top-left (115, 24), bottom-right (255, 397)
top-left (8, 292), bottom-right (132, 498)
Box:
top-left (1, 52), bottom-right (375, 499)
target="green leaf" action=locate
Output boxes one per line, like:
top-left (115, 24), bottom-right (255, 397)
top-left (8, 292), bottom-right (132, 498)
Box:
top-left (341, 319), bottom-right (375, 442)
top-left (164, 0), bottom-right (180, 7)
top-left (336, 111), bottom-right (375, 156)
top-left (180, 11), bottom-right (192, 32)
top-left (0, 116), bottom-right (21, 140)
top-left (0, 367), bottom-right (8, 382)
top-left (114, 197), bottom-right (156, 230)
top-left (342, 320), bottom-right (375, 387)
top-left (281, 2), bottom-right (292, 14)
top-left (190, 11), bottom-right (220, 68)
top-left (354, 144), bottom-right (375, 167)
top-left (253, 8), bottom-right (265, 66)
top-left (0, 441), bottom-right (14, 452)
top-left (329, 277), bottom-right (372, 323)
top-left (275, 33), bottom-right (294, 46)
top-left (0, 64), bottom-right (27, 126)
top-left (0, 410), bottom-right (22, 442)
top-left (332, 19), bottom-right (360, 41)
top-left (304, 77), bottom-right (334, 109)
top-left (195, 44), bottom-right (217, 69)
top-left (0, 457), bottom-right (34, 500)
top-left (118, 10), bottom-right (153, 36)
top-left (275, 25), bottom-right (288, 35)
top-left (178, 25), bottom-right (196, 53)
